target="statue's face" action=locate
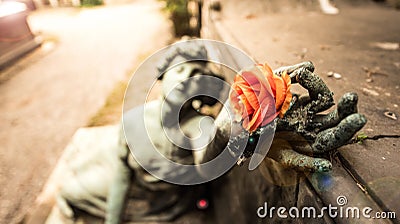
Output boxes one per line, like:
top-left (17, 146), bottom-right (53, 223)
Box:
top-left (162, 61), bottom-right (209, 106)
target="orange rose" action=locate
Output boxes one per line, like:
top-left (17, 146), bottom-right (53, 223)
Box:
top-left (230, 63), bottom-right (292, 133)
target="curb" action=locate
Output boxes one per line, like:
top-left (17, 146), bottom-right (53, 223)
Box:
top-left (0, 36), bottom-right (42, 69)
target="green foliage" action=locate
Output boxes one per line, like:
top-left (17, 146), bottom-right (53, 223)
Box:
top-left (87, 81), bottom-right (126, 127)
top-left (160, 0), bottom-right (192, 36)
top-left (354, 132), bottom-right (368, 144)
top-left (164, 0), bottom-right (189, 13)
top-left (81, 0), bottom-right (103, 7)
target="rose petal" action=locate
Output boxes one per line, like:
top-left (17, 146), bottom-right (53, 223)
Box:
top-left (244, 107), bottom-right (263, 132)
top-left (257, 63), bottom-right (276, 96)
top-left (273, 75), bottom-right (286, 110)
top-left (278, 72), bottom-right (292, 117)
top-left (242, 71), bottom-right (261, 86)
top-left (241, 87), bottom-right (259, 111)
top-left (239, 94), bottom-right (255, 116)
top-left (257, 63), bottom-right (292, 118)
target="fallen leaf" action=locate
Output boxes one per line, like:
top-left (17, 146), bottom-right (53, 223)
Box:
top-left (383, 111), bottom-right (397, 120)
top-left (327, 71), bottom-right (341, 79)
top-left (362, 88), bottom-right (379, 96)
top-left (245, 14), bottom-right (256, 19)
top-left (370, 42), bottom-right (399, 50)
top-left (333, 73), bottom-right (342, 79)
top-left (319, 44), bottom-right (331, 50)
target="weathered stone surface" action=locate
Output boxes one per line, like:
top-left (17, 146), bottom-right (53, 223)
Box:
top-left (203, 0), bottom-right (400, 223)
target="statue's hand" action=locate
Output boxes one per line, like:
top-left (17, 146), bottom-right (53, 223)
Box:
top-left (268, 62), bottom-right (367, 172)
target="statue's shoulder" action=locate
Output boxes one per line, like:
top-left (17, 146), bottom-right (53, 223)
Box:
top-left (123, 100), bottom-right (161, 125)
top-left (122, 100), bottom-right (165, 148)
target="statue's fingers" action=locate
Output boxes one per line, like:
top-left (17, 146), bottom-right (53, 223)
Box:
top-left (268, 138), bottom-right (332, 172)
top-left (273, 61), bottom-right (315, 83)
top-left (275, 131), bottom-right (315, 155)
top-left (274, 149), bottom-right (332, 173)
top-left (295, 68), bottom-right (334, 113)
top-left (312, 92), bottom-right (359, 131)
top-left (287, 94), bottom-right (311, 111)
top-left (312, 113), bottom-right (367, 154)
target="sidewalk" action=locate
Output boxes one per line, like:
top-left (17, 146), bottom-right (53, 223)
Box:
top-left (202, 0), bottom-right (399, 222)
top-left (0, 1), bottom-right (172, 223)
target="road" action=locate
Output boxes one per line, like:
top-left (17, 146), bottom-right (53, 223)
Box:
top-left (0, 0), bottom-right (172, 223)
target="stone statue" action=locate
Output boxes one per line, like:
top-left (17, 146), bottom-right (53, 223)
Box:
top-left (54, 41), bottom-right (366, 224)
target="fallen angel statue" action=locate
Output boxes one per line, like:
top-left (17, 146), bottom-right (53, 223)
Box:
top-left (35, 41), bottom-right (366, 224)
